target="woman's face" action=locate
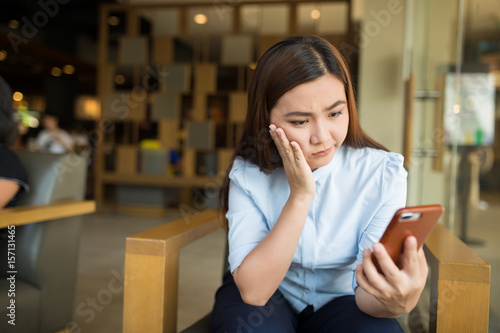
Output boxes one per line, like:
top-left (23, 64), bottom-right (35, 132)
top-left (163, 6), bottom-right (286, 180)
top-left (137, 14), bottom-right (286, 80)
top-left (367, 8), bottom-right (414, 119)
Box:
top-left (270, 74), bottom-right (349, 170)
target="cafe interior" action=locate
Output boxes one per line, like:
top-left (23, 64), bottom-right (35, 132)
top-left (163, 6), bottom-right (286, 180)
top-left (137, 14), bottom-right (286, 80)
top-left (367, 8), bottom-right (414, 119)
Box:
top-left (1, 0), bottom-right (499, 332)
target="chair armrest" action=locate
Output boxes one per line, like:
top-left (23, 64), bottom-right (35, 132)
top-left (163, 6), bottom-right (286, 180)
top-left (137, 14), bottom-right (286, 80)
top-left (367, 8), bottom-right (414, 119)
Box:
top-left (123, 209), bottom-right (224, 333)
top-left (424, 224), bottom-right (490, 332)
top-left (0, 200), bottom-right (96, 228)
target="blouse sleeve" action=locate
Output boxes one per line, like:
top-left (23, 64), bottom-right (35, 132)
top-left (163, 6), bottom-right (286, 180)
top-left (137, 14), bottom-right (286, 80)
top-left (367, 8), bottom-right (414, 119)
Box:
top-left (226, 160), bottom-right (270, 274)
top-left (0, 148), bottom-right (29, 207)
top-left (352, 152), bottom-right (407, 291)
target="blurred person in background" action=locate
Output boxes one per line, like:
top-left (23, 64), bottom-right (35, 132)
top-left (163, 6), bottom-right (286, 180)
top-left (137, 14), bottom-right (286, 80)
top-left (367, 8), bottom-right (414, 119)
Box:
top-left (35, 111), bottom-right (75, 154)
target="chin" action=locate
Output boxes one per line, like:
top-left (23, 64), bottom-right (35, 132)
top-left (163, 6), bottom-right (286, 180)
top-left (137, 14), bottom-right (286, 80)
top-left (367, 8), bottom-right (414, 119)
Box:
top-left (307, 155), bottom-right (334, 171)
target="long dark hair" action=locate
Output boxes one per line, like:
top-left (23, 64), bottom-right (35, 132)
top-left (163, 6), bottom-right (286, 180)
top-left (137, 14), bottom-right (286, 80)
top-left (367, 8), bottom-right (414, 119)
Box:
top-left (0, 76), bottom-right (17, 145)
top-left (219, 35), bottom-right (387, 213)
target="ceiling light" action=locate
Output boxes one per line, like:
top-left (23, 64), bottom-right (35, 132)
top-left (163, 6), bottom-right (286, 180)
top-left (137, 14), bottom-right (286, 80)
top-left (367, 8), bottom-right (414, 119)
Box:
top-left (193, 14), bottom-right (207, 25)
top-left (0, 50), bottom-right (7, 61)
top-left (8, 20), bottom-right (20, 29)
top-left (51, 67), bottom-right (62, 77)
top-left (114, 75), bottom-right (126, 85)
top-left (63, 64), bottom-right (75, 75)
top-left (13, 92), bottom-right (23, 102)
top-left (311, 9), bottom-right (321, 20)
top-left (108, 16), bottom-right (120, 26)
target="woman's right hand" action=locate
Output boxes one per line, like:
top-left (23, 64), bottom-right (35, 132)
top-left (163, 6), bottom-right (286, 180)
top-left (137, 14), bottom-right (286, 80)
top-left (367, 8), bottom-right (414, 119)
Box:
top-left (269, 124), bottom-right (316, 202)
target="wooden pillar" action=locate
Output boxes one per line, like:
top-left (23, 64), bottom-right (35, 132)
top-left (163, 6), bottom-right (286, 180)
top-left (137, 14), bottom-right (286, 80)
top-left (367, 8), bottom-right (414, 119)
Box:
top-left (95, 5), bottom-right (111, 214)
top-left (179, 6), bottom-right (188, 36)
top-left (126, 8), bottom-right (140, 37)
top-left (232, 5), bottom-right (241, 34)
top-left (403, 73), bottom-right (415, 169)
top-left (289, 3), bottom-right (297, 34)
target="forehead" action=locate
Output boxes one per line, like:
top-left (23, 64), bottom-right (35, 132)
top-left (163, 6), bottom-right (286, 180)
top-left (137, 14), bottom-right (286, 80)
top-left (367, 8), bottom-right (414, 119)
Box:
top-left (273, 74), bottom-right (346, 112)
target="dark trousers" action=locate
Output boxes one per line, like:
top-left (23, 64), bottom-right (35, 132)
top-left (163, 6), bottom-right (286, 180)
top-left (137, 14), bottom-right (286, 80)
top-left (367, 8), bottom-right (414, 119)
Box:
top-left (211, 272), bottom-right (404, 333)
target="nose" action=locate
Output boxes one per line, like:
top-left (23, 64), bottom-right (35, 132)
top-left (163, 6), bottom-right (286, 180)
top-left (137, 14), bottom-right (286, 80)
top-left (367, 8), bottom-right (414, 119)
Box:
top-left (310, 121), bottom-right (329, 145)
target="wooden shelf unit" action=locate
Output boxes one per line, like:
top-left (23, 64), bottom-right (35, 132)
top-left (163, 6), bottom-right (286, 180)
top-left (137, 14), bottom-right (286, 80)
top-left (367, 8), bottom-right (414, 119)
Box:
top-left (95, 1), bottom-right (354, 214)
top-left (101, 173), bottom-right (217, 188)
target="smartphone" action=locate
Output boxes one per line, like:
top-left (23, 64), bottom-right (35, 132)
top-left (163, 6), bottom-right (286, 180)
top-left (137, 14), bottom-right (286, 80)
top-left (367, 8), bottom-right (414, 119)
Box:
top-left (371, 204), bottom-right (444, 273)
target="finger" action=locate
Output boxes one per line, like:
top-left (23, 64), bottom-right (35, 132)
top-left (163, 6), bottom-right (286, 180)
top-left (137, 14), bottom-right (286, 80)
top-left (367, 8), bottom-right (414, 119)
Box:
top-left (355, 264), bottom-right (380, 297)
top-left (362, 247), bottom-right (392, 291)
top-left (270, 125), bottom-right (294, 159)
top-left (417, 248), bottom-right (429, 281)
top-left (269, 124), bottom-right (289, 157)
top-left (412, 244), bottom-right (429, 281)
top-left (372, 243), bottom-right (400, 283)
top-left (401, 236), bottom-right (420, 274)
top-left (269, 124), bottom-right (285, 148)
top-left (417, 247), bottom-right (428, 273)
top-left (290, 141), bottom-right (305, 162)
top-left (277, 128), bottom-right (294, 160)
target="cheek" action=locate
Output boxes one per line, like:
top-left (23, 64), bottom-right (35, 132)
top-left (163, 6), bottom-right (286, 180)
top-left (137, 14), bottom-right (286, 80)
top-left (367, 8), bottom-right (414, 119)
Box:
top-left (332, 118), bottom-right (349, 140)
top-left (341, 118), bottom-right (350, 137)
top-left (280, 127), bottom-right (305, 145)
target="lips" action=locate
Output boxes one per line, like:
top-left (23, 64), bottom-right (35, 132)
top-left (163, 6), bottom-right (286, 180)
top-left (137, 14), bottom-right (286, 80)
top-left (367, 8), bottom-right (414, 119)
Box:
top-left (312, 147), bottom-right (332, 157)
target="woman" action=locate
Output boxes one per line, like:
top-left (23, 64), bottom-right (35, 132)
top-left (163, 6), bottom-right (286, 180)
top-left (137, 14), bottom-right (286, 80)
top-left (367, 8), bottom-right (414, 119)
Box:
top-left (0, 76), bottom-right (29, 209)
top-left (212, 36), bottom-right (427, 332)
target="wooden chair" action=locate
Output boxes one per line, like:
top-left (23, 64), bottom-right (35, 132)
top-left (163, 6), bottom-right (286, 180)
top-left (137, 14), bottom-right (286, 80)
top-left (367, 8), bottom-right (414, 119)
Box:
top-left (123, 209), bottom-right (490, 333)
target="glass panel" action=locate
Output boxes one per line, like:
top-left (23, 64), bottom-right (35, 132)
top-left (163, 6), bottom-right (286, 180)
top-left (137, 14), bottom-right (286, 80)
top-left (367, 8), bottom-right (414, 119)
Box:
top-left (405, 0), bottom-right (500, 328)
top-left (460, 0), bottom-right (500, 328)
top-left (261, 4), bottom-right (289, 35)
top-left (240, 4), bottom-right (291, 35)
top-left (221, 35), bottom-right (254, 65)
top-left (297, 3), bottom-right (318, 34)
top-left (145, 8), bottom-right (179, 36)
top-left (206, 7), bottom-right (233, 34)
top-left (316, 2), bottom-right (349, 35)
top-left (240, 4), bottom-right (261, 34)
top-left (404, 0), bottom-right (461, 224)
top-left (297, 2), bottom-right (348, 35)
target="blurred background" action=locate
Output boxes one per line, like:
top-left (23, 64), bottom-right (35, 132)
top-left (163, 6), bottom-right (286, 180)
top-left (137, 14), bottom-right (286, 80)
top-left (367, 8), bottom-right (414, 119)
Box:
top-left (1, 0), bottom-right (499, 331)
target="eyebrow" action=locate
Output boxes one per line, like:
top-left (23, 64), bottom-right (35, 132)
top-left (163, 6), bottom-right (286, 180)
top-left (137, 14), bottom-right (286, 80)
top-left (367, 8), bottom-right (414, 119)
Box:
top-left (284, 100), bottom-right (346, 118)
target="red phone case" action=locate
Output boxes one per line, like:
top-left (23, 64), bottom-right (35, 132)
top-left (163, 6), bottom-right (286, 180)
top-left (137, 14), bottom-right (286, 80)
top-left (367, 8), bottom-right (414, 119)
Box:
top-left (372, 204), bottom-right (444, 273)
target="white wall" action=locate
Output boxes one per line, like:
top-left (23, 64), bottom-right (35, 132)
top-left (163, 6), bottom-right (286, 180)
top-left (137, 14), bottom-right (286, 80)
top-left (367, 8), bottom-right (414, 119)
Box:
top-left (357, 0), bottom-right (406, 153)
top-left (357, 0), bottom-right (459, 213)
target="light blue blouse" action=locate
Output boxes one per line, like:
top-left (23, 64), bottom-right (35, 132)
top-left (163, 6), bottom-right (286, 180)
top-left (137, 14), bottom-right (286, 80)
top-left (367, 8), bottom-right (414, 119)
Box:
top-left (226, 145), bottom-right (408, 314)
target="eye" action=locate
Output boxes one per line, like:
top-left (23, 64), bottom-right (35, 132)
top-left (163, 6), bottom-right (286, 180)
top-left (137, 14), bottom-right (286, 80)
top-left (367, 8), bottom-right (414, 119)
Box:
top-left (291, 120), bottom-right (308, 126)
top-left (329, 111), bottom-right (342, 118)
